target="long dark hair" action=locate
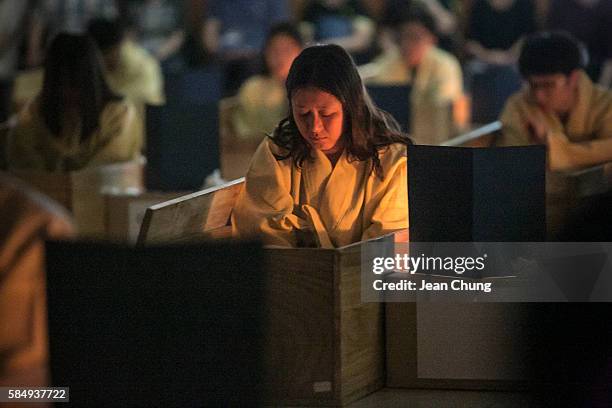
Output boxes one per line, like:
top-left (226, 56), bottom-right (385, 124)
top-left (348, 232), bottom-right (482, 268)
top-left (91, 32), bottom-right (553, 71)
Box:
top-left (40, 33), bottom-right (120, 141)
top-left (270, 44), bottom-right (412, 179)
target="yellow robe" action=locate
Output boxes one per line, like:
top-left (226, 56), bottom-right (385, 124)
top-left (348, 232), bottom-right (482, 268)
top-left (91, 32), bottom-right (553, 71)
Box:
top-left (12, 42), bottom-right (165, 109)
top-left (7, 97), bottom-right (141, 172)
top-left (499, 71), bottom-right (612, 236)
top-left (105, 40), bottom-right (165, 107)
top-left (231, 138), bottom-right (408, 248)
top-left (361, 47), bottom-right (464, 145)
top-left (232, 75), bottom-right (287, 140)
top-left (499, 71), bottom-right (612, 150)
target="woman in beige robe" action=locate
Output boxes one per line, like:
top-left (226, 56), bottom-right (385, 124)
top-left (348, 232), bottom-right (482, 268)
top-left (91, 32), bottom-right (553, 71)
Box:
top-left (232, 44), bottom-right (411, 248)
top-left (7, 33), bottom-right (141, 172)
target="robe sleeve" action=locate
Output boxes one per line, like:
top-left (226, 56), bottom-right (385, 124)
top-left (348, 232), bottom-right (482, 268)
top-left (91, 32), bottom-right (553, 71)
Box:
top-left (88, 100), bottom-right (142, 166)
top-left (231, 138), bottom-right (311, 247)
top-left (498, 93), bottom-right (532, 147)
top-left (8, 101), bottom-right (48, 171)
top-left (362, 144), bottom-right (409, 240)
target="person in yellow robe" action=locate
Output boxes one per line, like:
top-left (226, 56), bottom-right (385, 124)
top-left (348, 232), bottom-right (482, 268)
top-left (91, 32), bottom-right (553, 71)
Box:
top-left (7, 33), bottom-right (141, 172)
top-left (232, 23), bottom-right (303, 140)
top-left (359, 7), bottom-right (465, 145)
top-left (87, 18), bottom-right (165, 108)
top-left (232, 44), bottom-right (411, 248)
top-left (499, 31), bottom-right (612, 172)
top-left (499, 31), bottom-right (612, 237)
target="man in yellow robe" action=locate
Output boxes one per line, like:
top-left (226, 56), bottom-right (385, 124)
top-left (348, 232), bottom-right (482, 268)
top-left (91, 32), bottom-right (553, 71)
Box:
top-left (499, 31), bottom-right (612, 236)
top-left (499, 35), bottom-right (612, 171)
top-left (232, 138), bottom-right (407, 248)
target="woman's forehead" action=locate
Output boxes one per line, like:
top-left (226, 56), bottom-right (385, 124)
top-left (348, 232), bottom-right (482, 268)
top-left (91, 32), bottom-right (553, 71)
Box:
top-left (291, 86), bottom-right (342, 107)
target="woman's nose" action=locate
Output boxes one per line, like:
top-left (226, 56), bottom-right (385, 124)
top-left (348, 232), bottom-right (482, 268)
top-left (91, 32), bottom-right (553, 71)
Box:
top-left (309, 113), bottom-right (323, 132)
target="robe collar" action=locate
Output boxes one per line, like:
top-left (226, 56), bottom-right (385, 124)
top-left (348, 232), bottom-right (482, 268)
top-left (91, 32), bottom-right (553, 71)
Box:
top-left (300, 147), bottom-right (366, 237)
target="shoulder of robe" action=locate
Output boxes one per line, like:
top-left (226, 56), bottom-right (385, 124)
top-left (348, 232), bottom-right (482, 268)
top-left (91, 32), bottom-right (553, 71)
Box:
top-left (240, 75), bottom-right (268, 93)
top-left (98, 98), bottom-right (136, 140)
top-left (590, 84), bottom-right (612, 113)
top-left (377, 142), bottom-right (407, 164)
top-left (500, 90), bottom-right (529, 120)
top-left (0, 175), bottom-right (75, 237)
top-left (261, 136), bottom-right (292, 158)
top-left (101, 98), bottom-right (134, 121)
top-left (431, 47), bottom-right (459, 67)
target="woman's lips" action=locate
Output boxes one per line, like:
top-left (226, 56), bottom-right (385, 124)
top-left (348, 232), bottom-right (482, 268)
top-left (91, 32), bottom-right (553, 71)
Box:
top-left (309, 134), bottom-right (325, 142)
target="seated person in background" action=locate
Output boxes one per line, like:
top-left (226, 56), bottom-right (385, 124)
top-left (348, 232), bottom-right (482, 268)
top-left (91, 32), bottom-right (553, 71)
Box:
top-left (127, 0), bottom-right (185, 62)
top-left (7, 33), bottom-right (141, 172)
top-left (360, 7), bottom-right (464, 144)
top-left (465, 0), bottom-right (536, 66)
top-left (232, 23), bottom-right (303, 141)
top-left (10, 69), bottom-right (44, 120)
top-left (0, 174), bottom-right (75, 386)
top-left (203, 0), bottom-right (289, 61)
top-left (380, 0), bottom-right (459, 55)
top-left (301, 0), bottom-right (375, 57)
top-left (203, 0), bottom-right (290, 95)
top-left (87, 18), bottom-right (165, 108)
top-left (499, 31), bottom-right (612, 172)
top-left (547, 0), bottom-right (612, 85)
top-left (232, 44), bottom-right (411, 248)
top-left (0, 0), bottom-right (29, 123)
top-left (26, 0), bottom-right (118, 67)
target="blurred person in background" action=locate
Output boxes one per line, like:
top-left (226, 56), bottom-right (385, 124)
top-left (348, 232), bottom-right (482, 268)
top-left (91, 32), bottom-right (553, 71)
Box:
top-left (417, 0), bottom-right (458, 53)
top-left (301, 0), bottom-right (375, 61)
top-left (499, 31), bottom-right (612, 171)
top-left (127, 0), bottom-right (185, 63)
top-left (27, 0), bottom-right (118, 67)
top-left (547, 0), bottom-right (612, 87)
top-left (0, 0), bottom-right (32, 123)
top-left (0, 173), bottom-right (75, 387)
top-left (7, 33), bottom-right (141, 172)
top-left (378, 0), bottom-right (459, 56)
top-left (202, 0), bottom-right (290, 96)
top-left (361, 6), bottom-right (465, 144)
top-left (232, 23), bottom-right (303, 141)
top-left (499, 31), bottom-right (612, 236)
top-left (464, 0), bottom-right (536, 124)
top-left (598, 3), bottom-right (612, 88)
top-left (465, 0), bottom-right (536, 66)
top-left (87, 17), bottom-right (165, 108)
top-left (596, 0), bottom-right (612, 88)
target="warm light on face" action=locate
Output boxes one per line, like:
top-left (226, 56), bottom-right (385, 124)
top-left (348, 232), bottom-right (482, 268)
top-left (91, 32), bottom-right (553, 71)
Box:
top-left (527, 73), bottom-right (575, 114)
top-left (400, 22), bottom-right (434, 68)
top-left (265, 35), bottom-right (302, 82)
top-left (292, 86), bottom-right (344, 156)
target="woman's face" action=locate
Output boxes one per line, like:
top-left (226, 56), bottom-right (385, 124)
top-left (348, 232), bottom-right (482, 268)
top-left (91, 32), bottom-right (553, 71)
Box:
top-left (265, 34), bottom-right (302, 82)
top-left (400, 22), bottom-right (435, 68)
top-left (292, 86), bottom-right (344, 155)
